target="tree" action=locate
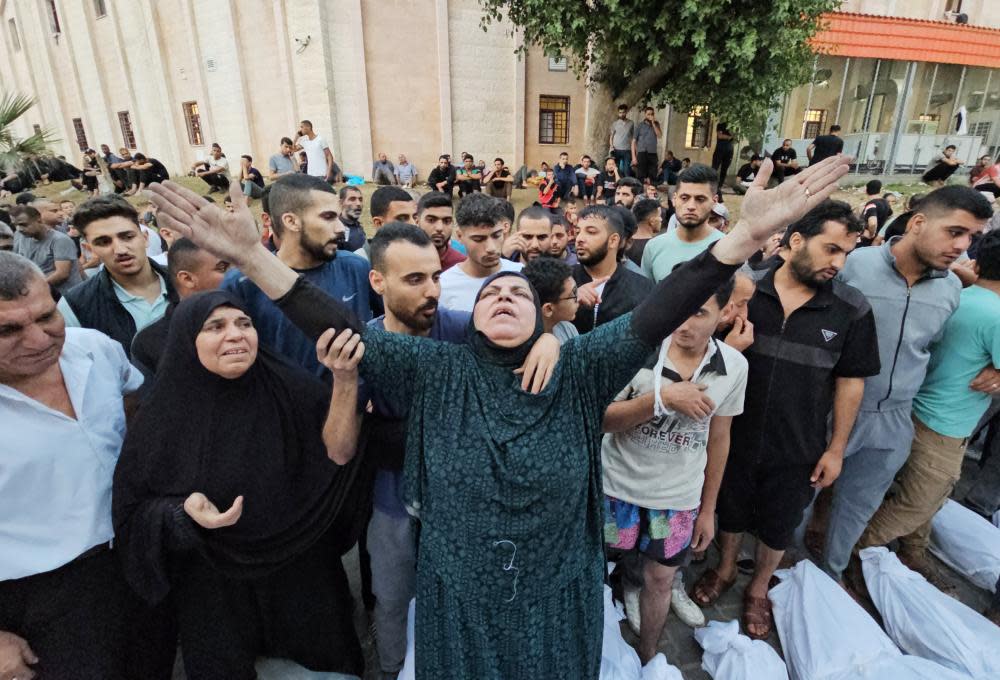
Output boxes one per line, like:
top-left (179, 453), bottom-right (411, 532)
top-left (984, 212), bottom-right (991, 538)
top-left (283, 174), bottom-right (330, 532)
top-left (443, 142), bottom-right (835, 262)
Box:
top-left (0, 92), bottom-right (54, 173)
top-left (479, 0), bottom-right (839, 156)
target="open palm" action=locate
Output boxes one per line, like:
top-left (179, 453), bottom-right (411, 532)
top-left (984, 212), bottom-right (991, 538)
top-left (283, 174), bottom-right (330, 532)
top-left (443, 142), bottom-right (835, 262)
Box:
top-left (738, 154), bottom-right (853, 242)
top-left (147, 181), bottom-right (261, 266)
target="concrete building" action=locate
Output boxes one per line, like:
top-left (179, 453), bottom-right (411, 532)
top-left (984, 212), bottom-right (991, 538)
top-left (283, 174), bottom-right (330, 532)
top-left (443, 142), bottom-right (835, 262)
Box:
top-left (0, 0), bottom-right (998, 182)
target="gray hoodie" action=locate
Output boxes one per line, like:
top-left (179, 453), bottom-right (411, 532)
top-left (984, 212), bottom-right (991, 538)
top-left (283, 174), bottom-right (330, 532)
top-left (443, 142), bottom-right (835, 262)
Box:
top-left (838, 237), bottom-right (961, 414)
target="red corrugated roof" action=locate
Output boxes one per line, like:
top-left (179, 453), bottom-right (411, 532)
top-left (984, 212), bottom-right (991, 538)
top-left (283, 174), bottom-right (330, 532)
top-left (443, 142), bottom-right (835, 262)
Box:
top-left (810, 11), bottom-right (1000, 68)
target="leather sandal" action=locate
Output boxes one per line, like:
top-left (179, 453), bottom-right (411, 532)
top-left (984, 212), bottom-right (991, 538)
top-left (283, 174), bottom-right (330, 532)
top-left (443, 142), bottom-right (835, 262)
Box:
top-left (742, 592), bottom-right (774, 640)
top-left (690, 568), bottom-right (736, 607)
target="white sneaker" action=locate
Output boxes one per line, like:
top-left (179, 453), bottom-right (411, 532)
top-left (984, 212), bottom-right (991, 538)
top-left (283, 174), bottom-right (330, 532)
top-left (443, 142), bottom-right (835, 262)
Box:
top-left (623, 586), bottom-right (642, 636)
top-left (671, 573), bottom-right (706, 628)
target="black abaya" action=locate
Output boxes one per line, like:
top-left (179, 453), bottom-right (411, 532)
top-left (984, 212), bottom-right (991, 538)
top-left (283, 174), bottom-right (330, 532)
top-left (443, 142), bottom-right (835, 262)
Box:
top-left (112, 290), bottom-right (366, 677)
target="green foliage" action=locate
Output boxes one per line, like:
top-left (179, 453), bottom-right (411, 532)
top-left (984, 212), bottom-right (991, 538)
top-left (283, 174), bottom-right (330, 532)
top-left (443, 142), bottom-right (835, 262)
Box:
top-left (480, 0), bottom-right (839, 135)
top-left (0, 91), bottom-right (55, 172)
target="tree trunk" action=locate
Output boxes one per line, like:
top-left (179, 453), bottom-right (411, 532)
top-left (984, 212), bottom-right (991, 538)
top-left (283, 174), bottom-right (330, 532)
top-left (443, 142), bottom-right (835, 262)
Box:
top-left (583, 63), bottom-right (672, 160)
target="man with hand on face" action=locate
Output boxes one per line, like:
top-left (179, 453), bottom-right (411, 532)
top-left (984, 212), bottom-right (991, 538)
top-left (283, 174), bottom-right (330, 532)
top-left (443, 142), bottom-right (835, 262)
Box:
top-left (58, 197), bottom-right (175, 356)
top-left (438, 193), bottom-right (522, 312)
top-left (692, 200), bottom-right (879, 641)
top-left (642, 165), bottom-right (725, 282)
top-left (130, 238), bottom-right (230, 377)
top-left (716, 270), bottom-right (756, 352)
top-left (602, 275), bottom-right (747, 661)
top-left (11, 205), bottom-right (83, 295)
top-left (572, 204), bottom-right (653, 334)
top-left (221, 175), bottom-right (378, 377)
top-left (503, 206), bottom-right (553, 263)
top-left (416, 191), bottom-right (465, 271)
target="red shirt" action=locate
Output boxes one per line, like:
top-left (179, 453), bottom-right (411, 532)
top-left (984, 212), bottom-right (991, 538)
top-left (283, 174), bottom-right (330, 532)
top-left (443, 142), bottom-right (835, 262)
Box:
top-left (440, 245), bottom-right (466, 271)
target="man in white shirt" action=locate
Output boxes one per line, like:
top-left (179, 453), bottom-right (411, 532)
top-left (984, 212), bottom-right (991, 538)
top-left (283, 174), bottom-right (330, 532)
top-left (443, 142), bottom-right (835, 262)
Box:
top-left (0, 251), bottom-right (147, 679)
top-left (602, 275), bottom-right (747, 664)
top-left (295, 119), bottom-right (335, 183)
top-left (192, 143), bottom-right (231, 194)
top-left (438, 193), bottom-right (521, 311)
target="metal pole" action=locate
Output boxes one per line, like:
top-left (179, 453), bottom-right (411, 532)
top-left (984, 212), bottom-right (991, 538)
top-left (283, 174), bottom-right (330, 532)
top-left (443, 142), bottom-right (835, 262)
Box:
top-left (860, 59), bottom-right (881, 165)
top-left (804, 56), bottom-right (818, 134)
top-left (886, 61), bottom-right (916, 175)
top-left (834, 57), bottom-right (850, 125)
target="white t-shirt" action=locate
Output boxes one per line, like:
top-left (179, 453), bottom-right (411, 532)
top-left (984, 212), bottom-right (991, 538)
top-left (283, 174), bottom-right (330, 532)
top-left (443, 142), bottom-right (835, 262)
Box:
top-left (601, 337), bottom-right (748, 510)
top-left (297, 134), bottom-right (330, 178)
top-left (438, 259), bottom-right (523, 312)
top-left (208, 155), bottom-right (229, 174)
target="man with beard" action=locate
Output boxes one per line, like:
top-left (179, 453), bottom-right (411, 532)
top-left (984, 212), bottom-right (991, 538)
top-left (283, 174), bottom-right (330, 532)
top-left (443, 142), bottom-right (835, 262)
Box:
top-left (58, 197), bottom-right (175, 356)
top-left (548, 219), bottom-right (578, 265)
top-left (614, 176), bottom-right (642, 210)
top-left (427, 155), bottom-right (457, 196)
top-left (416, 191), bottom-right (465, 271)
top-left (571, 204), bottom-right (653, 333)
top-left (503, 206), bottom-right (553, 263)
top-left (691, 201), bottom-right (879, 641)
top-left (221, 175), bottom-right (378, 376)
top-left (339, 185), bottom-right (367, 252)
top-left (642, 165), bottom-right (724, 282)
top-left (817, 186), bottom-right (992, 586)
top-left (438, 193), bottom-right (522, 312)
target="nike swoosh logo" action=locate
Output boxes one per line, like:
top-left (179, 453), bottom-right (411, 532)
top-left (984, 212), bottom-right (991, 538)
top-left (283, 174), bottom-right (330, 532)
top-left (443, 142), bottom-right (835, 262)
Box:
top-left (342, 293), bottom-right (357, 302)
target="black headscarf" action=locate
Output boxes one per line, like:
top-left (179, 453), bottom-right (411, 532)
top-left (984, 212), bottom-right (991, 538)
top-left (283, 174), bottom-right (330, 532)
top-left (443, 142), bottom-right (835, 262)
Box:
top-left (467, 270), bottom-right (544, 368)
top-left (113, 291), bottom-right (368, 603)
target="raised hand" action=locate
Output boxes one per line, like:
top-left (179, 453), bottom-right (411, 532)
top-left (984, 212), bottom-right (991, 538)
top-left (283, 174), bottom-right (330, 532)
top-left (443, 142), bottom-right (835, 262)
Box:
top-left (714, 154), bottom-right (852, 265)
top-left (146, 181), bottom-right (260, 268)
top-left (739, 155), bottom-right (852, 242)
top-left (316, 328), bottom-right (365, 381)
top-left (183, 492), bottom-right (243, 530)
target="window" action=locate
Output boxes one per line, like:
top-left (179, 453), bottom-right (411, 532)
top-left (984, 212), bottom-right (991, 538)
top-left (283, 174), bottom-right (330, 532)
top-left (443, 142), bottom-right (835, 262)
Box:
top-left (685, 106), bottom-right (711, 148)
top-left (548, 56), bottom-right (568, 72)
top-left (45, 0), bottom-right (60, 33)
top-left (8, 18), bottom-right (20, 51)
top-left (970, 121), bottom-right (992, 139)
top-left (94, 0), bottom-right (107, 18)
top-left (945, 0), bottom-right (963, 12)
top-left (539, 95), bottom-right (569, 145)
top-left (802, 108), bottom-right (827, 139)
top-left (118, 111), bottom-right (136, 148)
top-left (182, 101), bottom-right (203, 146)
top-left (72, 118), bottom-right (88, 150)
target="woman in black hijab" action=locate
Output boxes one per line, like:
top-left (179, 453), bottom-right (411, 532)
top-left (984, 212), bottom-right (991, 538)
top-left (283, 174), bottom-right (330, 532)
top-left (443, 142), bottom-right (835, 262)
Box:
top-left (112, 290), bottom-right (365, 679)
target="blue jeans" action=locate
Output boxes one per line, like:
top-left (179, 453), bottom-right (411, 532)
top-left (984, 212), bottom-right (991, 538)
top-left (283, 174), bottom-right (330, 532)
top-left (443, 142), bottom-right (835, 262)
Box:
top-left (823, 409), bottom-right (914, 578)
top-left (612, 149), bottom-right (632, 177)
top-left (242, 180), bottom-right (263, 199)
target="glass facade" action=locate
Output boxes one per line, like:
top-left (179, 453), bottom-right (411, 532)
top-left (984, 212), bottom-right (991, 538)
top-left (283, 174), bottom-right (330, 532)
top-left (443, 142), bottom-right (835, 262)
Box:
top-left (771, 56), bottom-right (998, 176)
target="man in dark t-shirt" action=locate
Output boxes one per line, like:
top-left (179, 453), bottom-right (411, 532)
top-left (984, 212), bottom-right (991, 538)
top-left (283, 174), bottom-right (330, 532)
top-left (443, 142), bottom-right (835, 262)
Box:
top-left (860, 180), bottom-right (893, 245)
top-left (808, 125), bottom-right (844, 166)
top-left (772, 139), bottom-right (801, 182)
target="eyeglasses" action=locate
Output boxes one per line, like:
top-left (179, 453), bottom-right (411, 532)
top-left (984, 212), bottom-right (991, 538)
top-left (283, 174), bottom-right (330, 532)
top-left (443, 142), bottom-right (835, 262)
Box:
top-left (559, 287), bottom-right (578, 301)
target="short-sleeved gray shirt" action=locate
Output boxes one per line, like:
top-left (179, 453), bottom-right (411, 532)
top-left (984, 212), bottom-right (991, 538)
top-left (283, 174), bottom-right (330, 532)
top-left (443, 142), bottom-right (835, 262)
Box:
top-left (14, 228), bottom-right (83, 293)
top-left (611, 119), bottom-right (635, 151)
top-left (269, 153), bottom-right (295, 175)
top-left (634, 120), bottom-right (659, 154)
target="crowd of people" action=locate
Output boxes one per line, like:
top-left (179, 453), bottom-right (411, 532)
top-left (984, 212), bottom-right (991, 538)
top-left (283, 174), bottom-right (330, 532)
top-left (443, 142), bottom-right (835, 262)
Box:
top-left (2, 102), bottom-right (1000, 680)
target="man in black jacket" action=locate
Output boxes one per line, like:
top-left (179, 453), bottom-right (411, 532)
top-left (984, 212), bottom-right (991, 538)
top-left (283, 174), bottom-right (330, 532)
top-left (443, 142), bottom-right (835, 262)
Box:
top-left (58, 196), bottom-right (176, 356)
top-left (572, 204), bottom-right (653, 333)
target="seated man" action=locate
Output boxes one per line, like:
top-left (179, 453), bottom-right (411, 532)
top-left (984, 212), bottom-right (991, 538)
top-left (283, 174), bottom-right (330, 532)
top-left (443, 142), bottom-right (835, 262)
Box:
top-left (771, 139), bottom-right (801, 183)
top-left (239, 155), bottom-right (265, 200)
top-left (602, 275), bottom-right (747, 663)
top-left (129, 153), bottom-right (170, 195)
top-left (372, 153), bottom-right (397, 185)
top-left (734, 156), bottom-right (762, 195)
